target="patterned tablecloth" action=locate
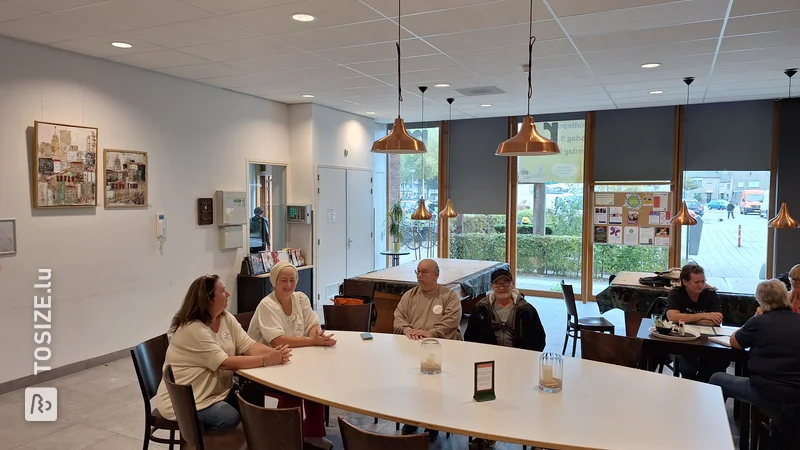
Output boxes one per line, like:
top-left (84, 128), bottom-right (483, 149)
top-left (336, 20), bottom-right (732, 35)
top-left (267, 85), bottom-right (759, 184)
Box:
top-left (595, 284), bottom-right (759, 326)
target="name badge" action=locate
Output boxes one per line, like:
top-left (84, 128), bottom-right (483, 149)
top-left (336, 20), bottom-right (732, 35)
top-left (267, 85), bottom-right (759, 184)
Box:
top-left (432, 305), bottom-right (443, 315)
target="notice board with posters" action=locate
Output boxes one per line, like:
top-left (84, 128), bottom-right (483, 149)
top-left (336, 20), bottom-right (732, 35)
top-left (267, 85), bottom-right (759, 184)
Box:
top-left (592, 192), bottom-right (672, 247)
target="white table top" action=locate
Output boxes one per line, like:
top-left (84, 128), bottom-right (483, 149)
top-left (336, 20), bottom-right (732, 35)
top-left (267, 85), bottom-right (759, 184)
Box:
top-left (239, 331), bottom-right (733, 450)
top-left (611, 271), bottom-right (756, 295)
top-left (353, 258), bottom-right (503, 285)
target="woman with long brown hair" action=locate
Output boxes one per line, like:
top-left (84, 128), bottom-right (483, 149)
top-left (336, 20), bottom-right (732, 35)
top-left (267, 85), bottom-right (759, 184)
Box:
top-left (155, 274), bottom-right (291, 430)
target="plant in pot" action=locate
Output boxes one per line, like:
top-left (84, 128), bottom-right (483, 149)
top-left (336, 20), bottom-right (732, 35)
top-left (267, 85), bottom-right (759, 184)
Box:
top-left (388, 200), bottom-right (404, 253)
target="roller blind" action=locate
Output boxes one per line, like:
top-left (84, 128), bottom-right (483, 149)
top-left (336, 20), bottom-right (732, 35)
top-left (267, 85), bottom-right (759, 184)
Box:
top-left (449, 117), bottom-right (509, 215)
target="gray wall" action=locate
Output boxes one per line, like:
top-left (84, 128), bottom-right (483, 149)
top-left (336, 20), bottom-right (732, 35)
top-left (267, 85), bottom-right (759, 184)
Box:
top-left (774, 98), bottom-right (800, 273)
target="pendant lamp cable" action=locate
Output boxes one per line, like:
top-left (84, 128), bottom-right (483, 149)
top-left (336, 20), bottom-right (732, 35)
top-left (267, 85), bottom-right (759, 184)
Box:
top-left (396, 0), bottom-right (403, 116)
top-left (526, 0), bottom-right (536, 117)
top-left (683, 77), bottom-right (693, 176)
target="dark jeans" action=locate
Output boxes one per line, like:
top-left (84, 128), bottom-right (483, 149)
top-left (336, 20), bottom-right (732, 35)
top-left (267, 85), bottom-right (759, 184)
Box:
top-left (709, 373), bottom-right (781, 416)
top-left (728, 211), bottom-right (735, 219)
top-left (196, 384), bottom-right (241, 431)
top-left (678, 355), bottom-right (730, 383)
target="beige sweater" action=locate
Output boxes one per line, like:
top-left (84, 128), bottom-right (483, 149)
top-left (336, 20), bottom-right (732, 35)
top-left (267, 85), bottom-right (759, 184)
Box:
top-left (393, 285), bottom-right (463, 340)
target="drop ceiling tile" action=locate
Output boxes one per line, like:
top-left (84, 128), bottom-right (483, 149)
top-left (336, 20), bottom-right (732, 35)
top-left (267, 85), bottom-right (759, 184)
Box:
top-left (126, 17), bottom-right (260, 48)
top-left (560, 0), bottom-right (729, 37)
top-left (400, 1), bottom-right (541, 37)
top-left (108, 49), bottom-right (209, 69)
top-left (375, 67), bottom-right (475, 85)
top-left (265, 65), bottom-right (363, 83)
top-left (725, 10), bottom-right (800, 36)
top-left (181, 0), bottom-right (305, 15)
top-left (0, 1), bottom-right (39, 22)
top-left (714, 58), bottom-right (800, 74)
top-left (55, 0), bottom-right (213, 32)
top-left (361, 0), bottom-right (502, 16)
top-left (603, 78), bottom-right (702, 92)
top-left (715, 46), bottom-right (800, 65)
top-left (549, 0), bottom-right (685, 18)
top-left (156, 62), bottom-right (244, 80)
top-left (730, 0), bottom-right (800, 17)
top-left (706, 78), bottom-right (790, 92)
top-left (274, 19), bottom-right (412, 52)
top-left (227, 52), bottom-right (336, 73)
top-left (469, 54), bottom-right (585, 77)
top-left (51, 33), bottom-right (163, 58)
top-left (711, 70), bottom-right (789, 83)
top-left (572, 21), bottom-right (723, 52)
top-left (486, 67), bottom-right (593, 85)
top-left (199, 73), bottom-right (272, 88)
top-left (449, 39), bottom-right (575, 66)
top-left (597, 68), bottom-right (709, 84)
top-left (259, 76), bottom-right (386, 95)
top-left (347, 54), bottom-right (457, 76)
top-left (178, 37), bottom-right (302, 62)
top-left (721, 29), bottom-right (800, 52)
top-left (6, 0), bottom-right (107, 13)
top-left (582, 39), bottom-right (718, 65)
top-left (225, 0), bottom-right (382, 36)
top-left (315, 39), bottom-right (438, 65)
top-left (424, 21), bottom-right (565, 53)
top-left (0, 13), bottom-right (106, 44)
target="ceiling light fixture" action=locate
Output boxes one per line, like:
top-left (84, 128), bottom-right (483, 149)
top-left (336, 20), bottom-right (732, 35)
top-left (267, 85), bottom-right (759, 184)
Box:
top-left (111, 42), bottom-right (132, 49)
top-left (440, 97), bottom-right (458, 219)
top-left (434, 83), bottom-right (450, 88)
top-left (302, 94), bottom-right (314, 98)
top-left (649, 90), bottom-right (664, 94)
top-left (495, 0), bottom-right (560, 157)
top-left (365, 111), bottom-right (376, 115)
top-left (480, 104), bottom-right (492, 107)
top-left (371, 0), bottom-right (426, 154)
top-left (291, 13), bottom-right (316, 22)
top-left (641, 63), bottom-right (661, 69)
top-left (768, 68), bottom-right (799, 229)
top-left (671, 77), bottom-right (698, 227)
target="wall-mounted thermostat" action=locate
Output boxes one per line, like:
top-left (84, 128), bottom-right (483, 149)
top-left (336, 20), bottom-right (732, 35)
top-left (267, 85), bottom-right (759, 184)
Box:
top-left (214, 191), bottom-right (246, 226)
top-left (287, 204), bottom-right (312, 224)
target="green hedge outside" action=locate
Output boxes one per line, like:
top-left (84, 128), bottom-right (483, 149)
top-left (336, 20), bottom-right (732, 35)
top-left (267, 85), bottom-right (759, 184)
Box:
top-left (450, 233), bottom-right (668, 279)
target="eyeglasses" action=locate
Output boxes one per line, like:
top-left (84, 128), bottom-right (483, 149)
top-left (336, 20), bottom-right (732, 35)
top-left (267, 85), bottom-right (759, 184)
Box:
top-left (492, 280), bottom-right (512, 288)
top-left (792, 278), bottom-right (800, 283)
top-left (415, 270), bottom-right (435, 276)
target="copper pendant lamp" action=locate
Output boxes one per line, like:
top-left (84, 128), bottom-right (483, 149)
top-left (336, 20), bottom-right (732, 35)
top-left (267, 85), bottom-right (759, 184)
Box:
top-left (371, 0), bottom-right (426, 154)
top-left (412, 86), bottom-right (432, 221)
top-left (440, 98), bottom-right (458, 218)
top-left (768, 69), bottom-right (799, 229)
top-left (496, 0), bottom-right (560, 157)
top-left (671, 77), bottom-right (698, 226)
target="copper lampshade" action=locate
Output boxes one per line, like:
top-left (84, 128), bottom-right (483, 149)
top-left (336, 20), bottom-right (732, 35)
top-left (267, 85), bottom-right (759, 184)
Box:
top-left (372, 117), bottom-right (427, 154)
top-left (768, 202), bottom-right (799, 229)
top-left (496, 115), bottom-right (560, 156)
top-left (411, 198), bottom-right (432, 220)
top-left (439, 197), bottom-right (458, 218)
top-left (670, 201), bottom-right (698, 226)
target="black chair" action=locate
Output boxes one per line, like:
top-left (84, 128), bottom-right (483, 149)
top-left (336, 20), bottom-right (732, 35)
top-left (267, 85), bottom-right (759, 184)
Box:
top-left (339, 416), bottom-right (429, 450)
top-left (236, 391), bottom-right (303, 450)
top-left (645, 297), bottom-right (680, 376)
top-left (233, 311), bottom-right (254, 333)
top-left (560, 281), bottom-right (615, 357)
top-left (130, 334), bottom-right (182, 450)
top-left (581, 330), bottom-right (643, 369)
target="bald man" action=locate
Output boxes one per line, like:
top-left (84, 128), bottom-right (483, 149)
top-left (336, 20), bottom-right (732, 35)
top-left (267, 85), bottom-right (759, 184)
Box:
top-left (393, 259), bottom-right (463, 341)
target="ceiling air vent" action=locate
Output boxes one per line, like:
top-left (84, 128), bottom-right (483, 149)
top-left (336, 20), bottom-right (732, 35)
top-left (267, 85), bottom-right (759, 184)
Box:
top-left (454, 86), bottom-right (505, 96)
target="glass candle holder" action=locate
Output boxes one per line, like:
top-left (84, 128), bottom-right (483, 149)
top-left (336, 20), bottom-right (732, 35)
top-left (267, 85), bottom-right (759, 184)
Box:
top-left (420, 338), bottom-right (442, 374)
top-left (538, 352), bottom-right (563, 393)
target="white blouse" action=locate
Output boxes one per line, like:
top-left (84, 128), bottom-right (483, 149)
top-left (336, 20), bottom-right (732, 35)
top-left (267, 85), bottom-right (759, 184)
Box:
top-left (247, 291), bottom-right (319, 346)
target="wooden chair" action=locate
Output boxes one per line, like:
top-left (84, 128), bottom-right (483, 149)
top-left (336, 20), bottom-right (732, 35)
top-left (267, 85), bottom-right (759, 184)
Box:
top-left (234, 311), bottom-right (255, 333)
top-left (643, 296), bottom-right (679, 375)
top-left (130, 334), bottom-right (182, 450)
top-left (235, 391), bottom-right (303, 450)
top-left (560, 281), bottom-right (615, 357)
top-left (338, 416), bottom-right (429, 450)
top-left (341, 279), bottom-right (376, 302)
top-left (580, 330), bottom-right (643, 369)
top-left (163, 365), bottom-right (246, 450)
top-left (323, 304), bottom-right (373, 332)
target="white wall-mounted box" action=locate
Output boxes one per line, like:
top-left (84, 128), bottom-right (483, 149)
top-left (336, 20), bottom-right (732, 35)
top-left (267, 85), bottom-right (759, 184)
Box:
top-left (219, 225), bottom-right (244, 250)
top-left (215, 190), bottom-right (247, 226)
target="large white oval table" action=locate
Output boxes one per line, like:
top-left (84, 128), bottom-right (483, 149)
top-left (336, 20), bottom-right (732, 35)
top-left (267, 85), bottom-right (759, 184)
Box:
top-left (238, 331), bottom-right (734, 450)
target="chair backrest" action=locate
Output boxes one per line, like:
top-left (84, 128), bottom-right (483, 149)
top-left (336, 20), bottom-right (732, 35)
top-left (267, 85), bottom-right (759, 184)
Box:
top-left (560, 280), bottom-right (579, 318)
top-left (163, 364), bottom-right (205, 450)
top-left (323, 304), bottom-right (373, 332)
top-left (338, 416), bottom-right (429, 450)
top-left (341, 279), bottom-right (376, 302)
top-left (234, 311), bottom-right (255, 333)
top-left (130, 333), bottom-right (170, 401)
top-left (580, 330), bottom-right (643, 369)
top-left (645, 297), bottom-right (668, 319)
top-left (236, 391), bottom-right (303, 450)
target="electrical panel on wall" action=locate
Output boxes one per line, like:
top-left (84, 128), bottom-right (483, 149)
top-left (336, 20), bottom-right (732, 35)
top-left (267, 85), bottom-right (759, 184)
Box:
top-left (287, 204), bottom-right (312, 224)
top-left (214, 191), bottom-right (247, 226)
top-left (219, 225), bottom-right (244, 250)
top-left (197, 198), bottom-right (213, 225)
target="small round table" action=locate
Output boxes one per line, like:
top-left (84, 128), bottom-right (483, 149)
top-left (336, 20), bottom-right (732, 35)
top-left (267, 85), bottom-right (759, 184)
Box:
top-left (380, 251), bottom-right (410, 267)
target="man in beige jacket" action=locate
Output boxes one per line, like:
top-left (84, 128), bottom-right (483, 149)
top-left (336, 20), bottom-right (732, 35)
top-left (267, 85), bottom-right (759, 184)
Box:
top-left (394, 258), bottom-right (463, 341)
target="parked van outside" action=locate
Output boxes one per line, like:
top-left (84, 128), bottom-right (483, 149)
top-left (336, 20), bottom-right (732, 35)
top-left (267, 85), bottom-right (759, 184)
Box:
top-left (739, 189), bottom-right (765, 215)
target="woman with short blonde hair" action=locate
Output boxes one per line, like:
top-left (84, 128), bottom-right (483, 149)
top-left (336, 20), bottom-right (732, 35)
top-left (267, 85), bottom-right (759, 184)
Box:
top-left (788, 264), bottom-right (800, 313)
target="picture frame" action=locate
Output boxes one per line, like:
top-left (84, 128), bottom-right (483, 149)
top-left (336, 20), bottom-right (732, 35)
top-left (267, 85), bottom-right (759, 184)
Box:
top-left (103, 149), bottom-right (148, 208)
top-left (33, 121), bottom-right (98, 208)
top-left (0, 219), bottom-right (16, 256)
top-left (249, 253), bottom-right (266, 275)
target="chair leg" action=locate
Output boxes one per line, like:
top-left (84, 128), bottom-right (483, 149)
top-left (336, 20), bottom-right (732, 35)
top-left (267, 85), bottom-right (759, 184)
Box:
top-left (396, 422), bottom-right (400, 431)
top-left (142, 427), bottom-right (150, 450)
top-left (373, 417), bottom-right (378, 424)
top-left (324, 405), bottom-right (330, 427)
top-left (571, 328), bottom-right (578, 357)
top-left (168, 430), bottom-right (175, 450)
top-left (562, 328), bottom-right (569, 355)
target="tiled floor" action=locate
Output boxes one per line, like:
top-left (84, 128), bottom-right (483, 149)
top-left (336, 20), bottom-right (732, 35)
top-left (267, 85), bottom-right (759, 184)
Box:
top-left (0, 298), bottom-right (740, 449)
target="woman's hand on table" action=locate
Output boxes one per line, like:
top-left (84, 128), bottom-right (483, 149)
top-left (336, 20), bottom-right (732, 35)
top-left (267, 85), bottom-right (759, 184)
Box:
top-left (313, 331), bottom-right (337, 346)
top-left (266, 345), bottom-right (292, 366)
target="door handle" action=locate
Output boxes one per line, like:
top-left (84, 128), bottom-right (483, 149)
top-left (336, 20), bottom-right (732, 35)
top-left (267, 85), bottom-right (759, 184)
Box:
top-left (348, 237), bottom-right (353, 248)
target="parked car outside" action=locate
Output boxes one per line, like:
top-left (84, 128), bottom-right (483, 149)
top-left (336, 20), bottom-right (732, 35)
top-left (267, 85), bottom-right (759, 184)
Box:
top-left (708, 199), bottom-right (727, 210)
top-left (683, 198), bottom-right (704, 216)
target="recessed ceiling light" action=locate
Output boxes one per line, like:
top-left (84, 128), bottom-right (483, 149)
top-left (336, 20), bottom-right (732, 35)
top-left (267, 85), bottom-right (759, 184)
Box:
top-left (641, 62), bottom-right (661, 69)
top-left (291, 13), bottom-right (316, 22)
top-left (480, 104), bottom-right (492, 107)
top-left (111, 42), bottom-right (133, 49)
top-left (649, 90), bottom-right (664, 94)
top-left (434, 83), bottom-right (450, 88)
top-left (301, 94), bottom-right (314, 98)
top-left (365, 111), bottom-right (376, 115)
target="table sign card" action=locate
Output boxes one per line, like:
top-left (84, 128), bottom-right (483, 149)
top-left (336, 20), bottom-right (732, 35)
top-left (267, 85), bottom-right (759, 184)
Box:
top-left (473, 361), bottom-right (496, 402)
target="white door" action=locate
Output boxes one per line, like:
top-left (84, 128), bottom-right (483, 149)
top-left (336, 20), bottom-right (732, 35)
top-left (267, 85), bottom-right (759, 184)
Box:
top-left (346, 170), bottom-right (374, 278)
top-left (373, 171), bottom-right (387, 270)
top-left (317, 168), bottom-right (347, 304)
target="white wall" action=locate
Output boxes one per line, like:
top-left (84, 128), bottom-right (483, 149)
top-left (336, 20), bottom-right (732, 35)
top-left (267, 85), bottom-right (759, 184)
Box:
top-left (311, 104), bottom-right (377, 170)
top-left (0, 36), bottom-right (291, 384)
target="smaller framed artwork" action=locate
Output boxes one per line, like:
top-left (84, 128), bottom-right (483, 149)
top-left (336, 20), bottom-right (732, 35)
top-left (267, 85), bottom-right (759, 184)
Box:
top-left (249, 253), bottom-right (266, 275)
top-left (260, 251), bottom-right (274, 271)
top-left (33, 121), bottom-right (99, 208)
top-left (104, 149), bottom-right (148, 208)
top-left (0, 219), bottom-right (17, 256)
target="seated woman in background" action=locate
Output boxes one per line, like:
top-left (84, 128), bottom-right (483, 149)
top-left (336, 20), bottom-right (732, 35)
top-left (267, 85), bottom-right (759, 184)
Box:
top-left (710, 279), bottom-right (800, 416)
top-left (155, 274), bottom-right (291, 431)
top-left (789, 264), bottom-right (800, 313)
top-left (248, 261), bottom-right (336, 450)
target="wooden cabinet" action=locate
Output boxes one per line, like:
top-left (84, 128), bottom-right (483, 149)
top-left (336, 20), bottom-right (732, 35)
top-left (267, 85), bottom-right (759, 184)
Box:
top-left (237, 266), bottom-right (314, 313)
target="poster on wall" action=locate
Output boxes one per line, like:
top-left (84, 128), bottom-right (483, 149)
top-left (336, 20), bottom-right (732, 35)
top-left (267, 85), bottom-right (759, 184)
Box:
top-left (518, 119), bottom-right (585, 183)
top-left (594, 207), bottom-right (608, 224)
top-left (104, 149), bottom-right (147, 208)
top-left (0, 219), bottom-right (15, 256)
top-left (655, 227), bottom-right (671, 246)
top-left (609, 207), bottom-right (623, 224)
top-left (608, 225), bottom-right (623, 244)
top-left (33, 121), bottom-right (98, 208)
top-left (623, 227), bottom-right (639, 245)
top-left (639, 227), bottom-right (655, 245)
top-left (594, 225), bottom-right (607, 243)
top-left (593, 191), bottom-right (673, 247)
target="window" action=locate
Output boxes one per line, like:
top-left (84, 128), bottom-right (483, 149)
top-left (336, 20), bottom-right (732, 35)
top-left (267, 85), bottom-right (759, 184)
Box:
top-left (448, 214), bottom-right (507, 262)
top-left (748, 180), bottom-right (760, 188)
top-left (738, 181), bottom-right (744, 188)
top-left (387, 125), bottom-right (439, 264)
top-left (247, 163), bottom-right (286, 253)
top-left (515, 119), bottom-right (585, 294)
